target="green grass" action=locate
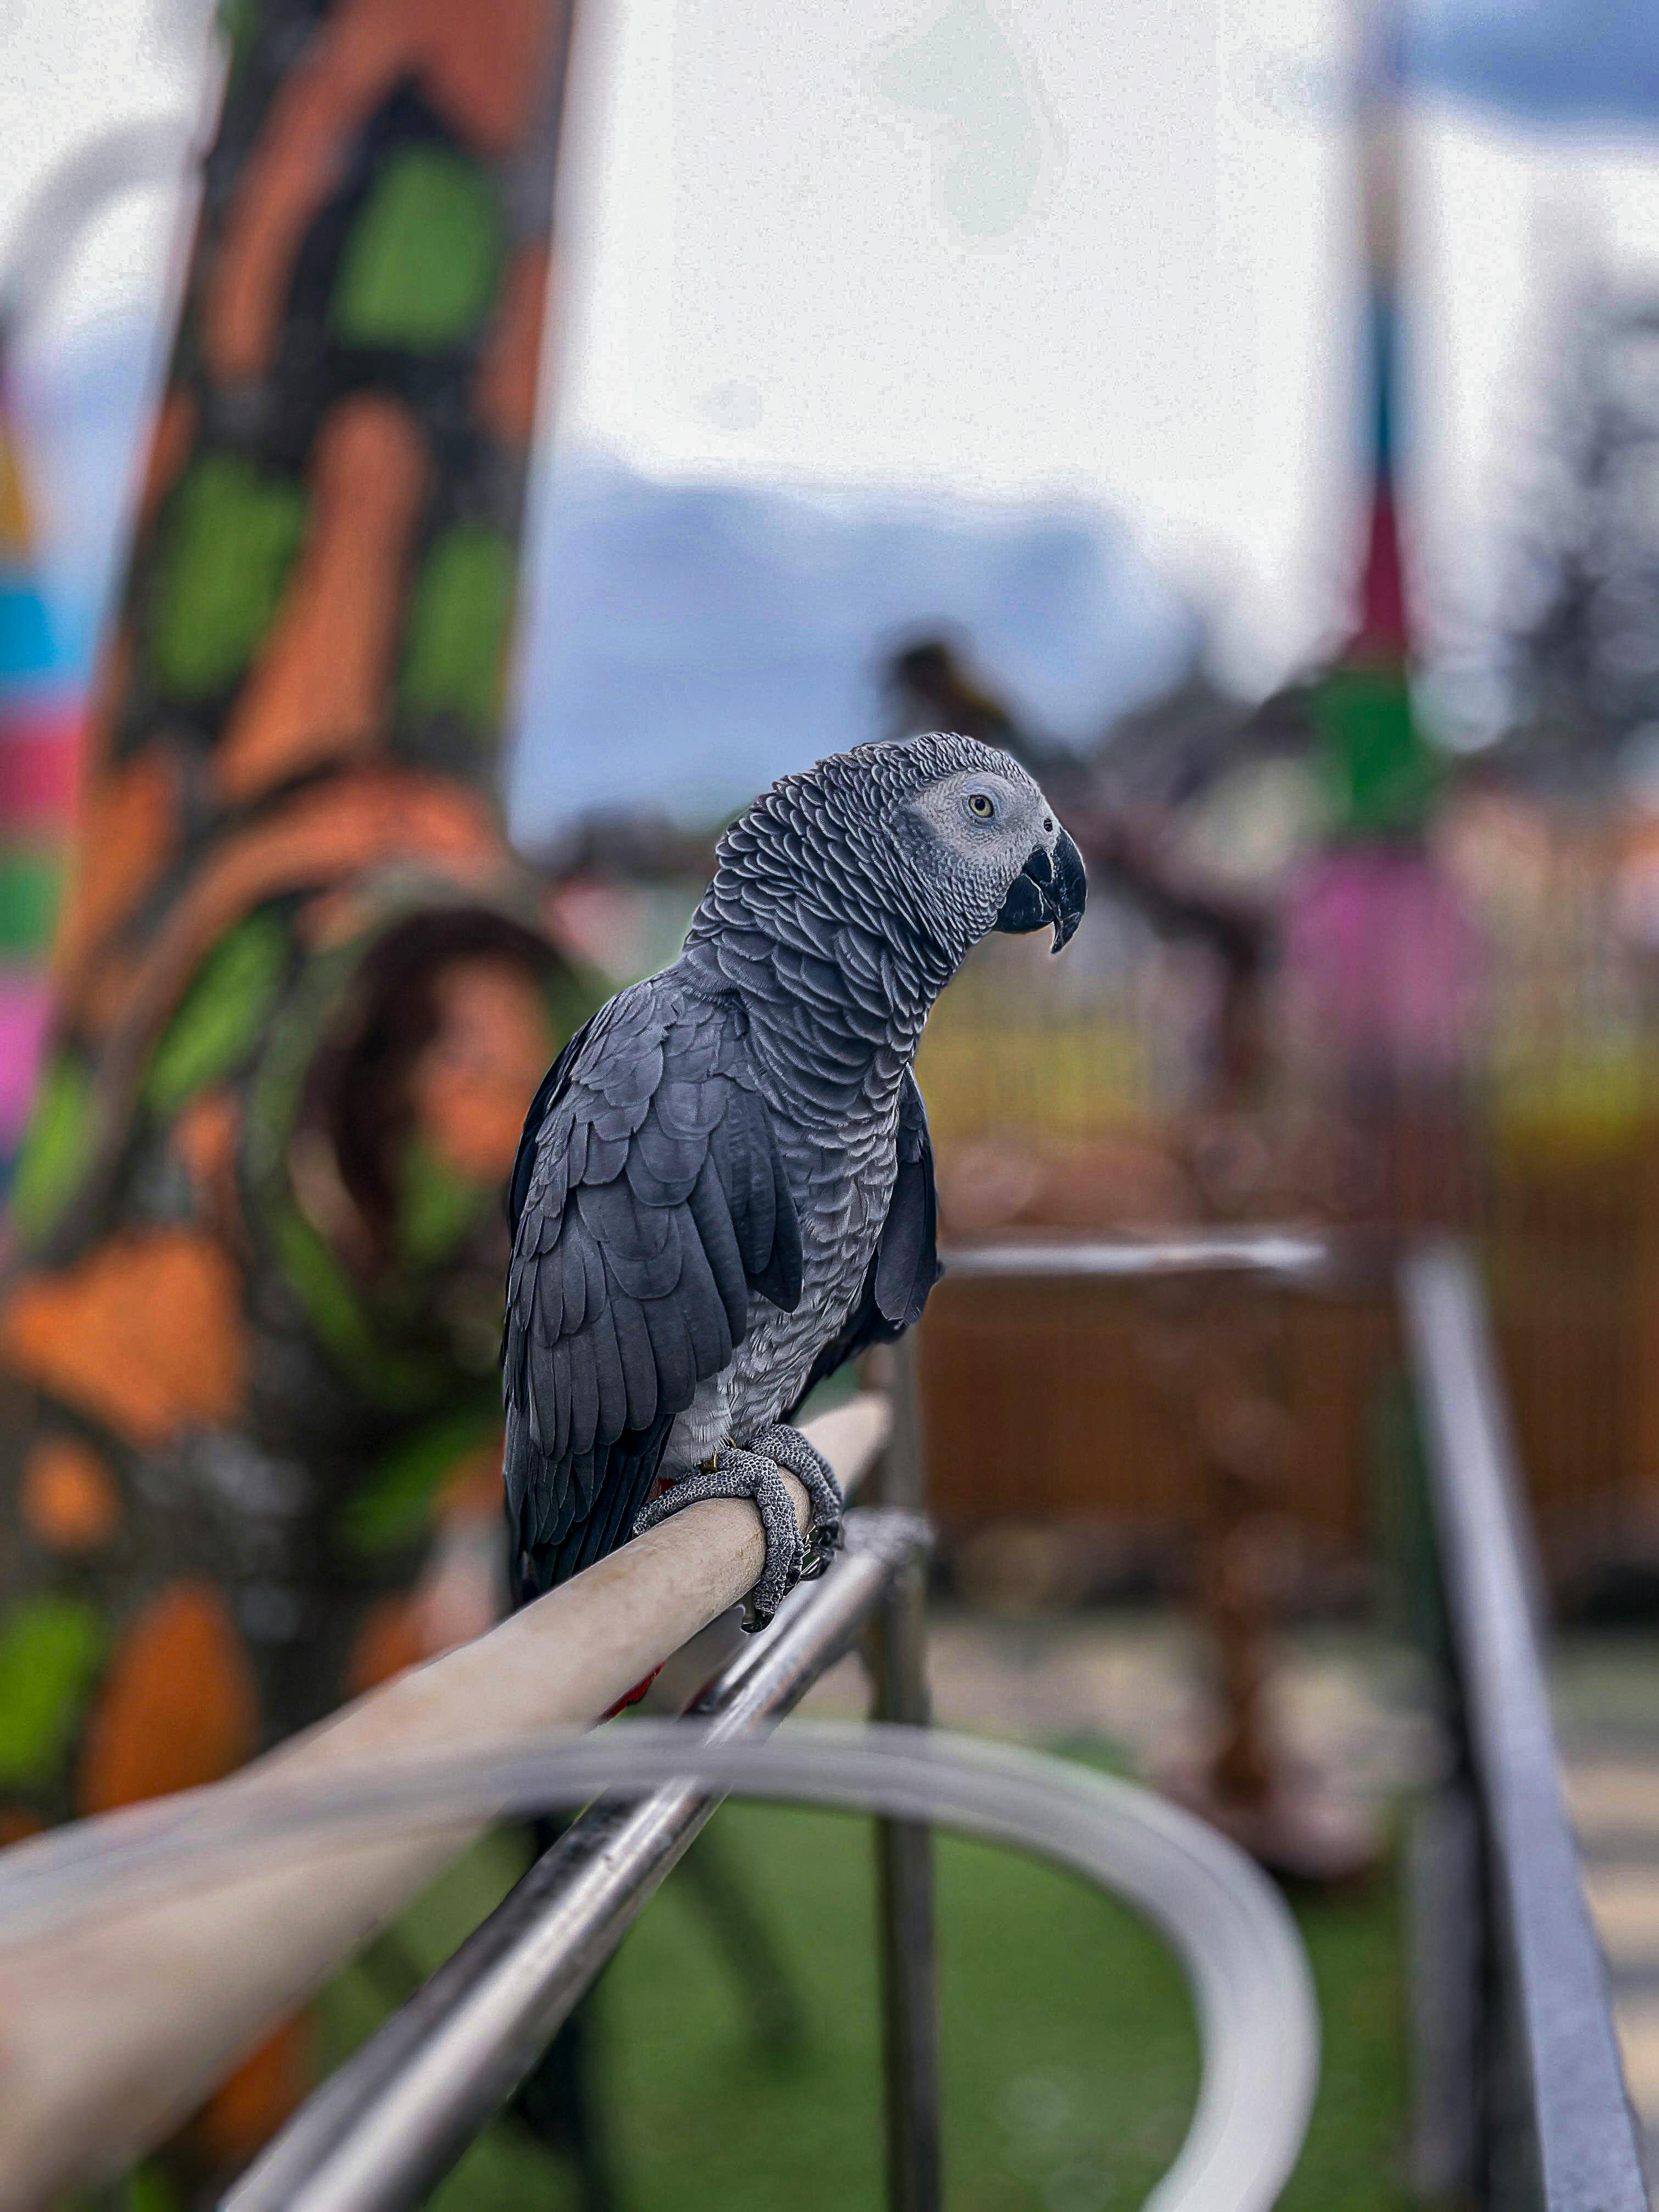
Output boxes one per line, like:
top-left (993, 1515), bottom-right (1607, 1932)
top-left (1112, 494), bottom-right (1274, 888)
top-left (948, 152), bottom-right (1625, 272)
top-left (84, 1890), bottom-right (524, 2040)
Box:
top-left (317, 1752), bottom-right (1409, 2212)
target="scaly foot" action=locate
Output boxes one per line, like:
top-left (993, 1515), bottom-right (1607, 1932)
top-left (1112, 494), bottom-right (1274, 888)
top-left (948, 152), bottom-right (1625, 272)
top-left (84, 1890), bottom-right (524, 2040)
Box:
top-left (748, 1424), bottom-right (843, 1580)
top-left (632, 1426), bottom-right (844, 1629)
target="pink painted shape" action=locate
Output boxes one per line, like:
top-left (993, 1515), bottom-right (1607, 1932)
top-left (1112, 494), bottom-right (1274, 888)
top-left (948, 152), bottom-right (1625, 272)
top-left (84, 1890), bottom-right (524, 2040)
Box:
top-left (1281, 844), bottom-right (1485, 1078)
top-left (0, 970), bottom-right (51, 1147)
top-left (0, 702), bottom-right (81, 833)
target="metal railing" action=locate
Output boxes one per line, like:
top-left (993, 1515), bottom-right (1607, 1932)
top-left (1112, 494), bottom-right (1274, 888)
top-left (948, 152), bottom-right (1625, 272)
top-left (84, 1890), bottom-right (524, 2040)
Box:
top-left (1402, 1246), bottom-right (1648, 2212)
top-left (212, 1302), bottom-right (1320, 2212)
top-left (3, 1634), bottom-right (1320, 2212)
top-left (941, 1228), bottom-right (1647, 2211)
top-left (0, 1398), bottom-right (896, 2203)
top-left (204, 1513), bottom-right (1322, 2212)
top-left (0, 1366), bottom-right (1326, 2212)
top-left (229, 1508), bottom-right (934, 2212)
top-left (205, 1227), bottom-right (1641, 2212)
top-left (936, 1229), bottom-right (1336, 1286)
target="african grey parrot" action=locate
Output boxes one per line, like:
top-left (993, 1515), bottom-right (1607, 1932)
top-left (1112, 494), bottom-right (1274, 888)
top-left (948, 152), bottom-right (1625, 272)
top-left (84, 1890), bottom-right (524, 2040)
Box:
top-left (502, 732), bottom-right (1087, 1624)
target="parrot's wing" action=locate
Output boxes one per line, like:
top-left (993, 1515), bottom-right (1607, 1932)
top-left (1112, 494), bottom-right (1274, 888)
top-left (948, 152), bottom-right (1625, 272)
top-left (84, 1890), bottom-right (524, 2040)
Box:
top-left (506, 1012), bottom-right (595, 1240)
top-left (504, 980), bottom-right (804, 1596)
top-left (788, 1068), bottom-right (941, 1413)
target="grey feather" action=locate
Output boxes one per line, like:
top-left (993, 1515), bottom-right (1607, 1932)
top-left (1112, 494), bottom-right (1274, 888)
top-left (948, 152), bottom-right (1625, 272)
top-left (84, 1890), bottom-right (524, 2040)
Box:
top-left (504, 976), bottom-right (808, 1596)
top-left (504, 732), bottom-right (1082, 1601)
top-left (685, 1155), bottom-right (750, 1340)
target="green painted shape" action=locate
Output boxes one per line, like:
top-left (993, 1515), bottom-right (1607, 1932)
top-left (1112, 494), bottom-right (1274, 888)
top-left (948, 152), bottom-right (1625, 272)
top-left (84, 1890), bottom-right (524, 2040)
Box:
top-left (339, 1401), bottom-right (500, 1556)
top-left (1313, 665), bottom-right (1438, 836)
top-left (217, 0), bottom-right (261, 72)
top-left (0, 848), bottom-right (63, 956)
top-left (267, 1203), bottom-right (445, 1412)
top-left (125, 2166), bottom-right (186, 2212)
top-left (242, 925), bottom-right (454, 1412)
top-left (0, 1597), bottom-right (107, 1789)
top-left (144, 912), bottom-right (290, 1116)
top-left (149, 454), bottom-right (306, 699)
top-left (241, 901), bottom-right (607, 1411)
top-left (400, 524), bottom-right (515, 733)
top-left (330, 148), bottom-right (504, 352)
top-left (9, 1054), bottom-right (94, 1245)
top-left (397, 1136), bottom-right (491, 1270)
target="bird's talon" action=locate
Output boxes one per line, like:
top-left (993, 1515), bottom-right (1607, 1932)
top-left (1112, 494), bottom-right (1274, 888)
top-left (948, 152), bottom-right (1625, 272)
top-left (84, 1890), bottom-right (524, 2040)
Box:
top-left (800, 1518), bottom-right (843, 1579)
top-left (634, 1442), bottom-right (810, 1630)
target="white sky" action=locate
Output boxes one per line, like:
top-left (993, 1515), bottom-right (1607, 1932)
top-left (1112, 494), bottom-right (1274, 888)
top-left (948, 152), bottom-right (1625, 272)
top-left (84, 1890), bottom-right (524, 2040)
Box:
top-left (552, 0), bottom-right (1358, 687)
top-left (3, 0), bottom-right (1659, 711)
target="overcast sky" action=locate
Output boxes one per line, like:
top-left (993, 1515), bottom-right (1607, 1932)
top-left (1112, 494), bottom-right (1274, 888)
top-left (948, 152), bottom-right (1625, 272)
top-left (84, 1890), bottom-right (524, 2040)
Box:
top-left (3, 0), bottom-right (1658, 717)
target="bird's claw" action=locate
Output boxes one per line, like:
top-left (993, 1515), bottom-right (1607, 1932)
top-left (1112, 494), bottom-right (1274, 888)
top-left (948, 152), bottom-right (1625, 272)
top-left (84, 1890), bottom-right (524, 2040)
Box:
top-left (751, 1424), bottom-right (843, 1581)
top-left (633, 1447), bottom-right (803, 1627)
top-left (632, 1425), bottom-right (844, 1632)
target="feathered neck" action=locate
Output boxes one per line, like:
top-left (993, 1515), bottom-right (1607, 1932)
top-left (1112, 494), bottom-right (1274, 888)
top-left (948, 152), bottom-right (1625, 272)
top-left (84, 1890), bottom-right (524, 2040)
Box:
top-left (678, 775), bottom-right (956, 1126)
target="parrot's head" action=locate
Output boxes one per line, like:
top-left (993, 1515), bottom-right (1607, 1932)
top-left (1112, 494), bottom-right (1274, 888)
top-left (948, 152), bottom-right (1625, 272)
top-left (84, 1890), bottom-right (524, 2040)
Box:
top-left (861, 731), bottom-right (1087, 961)
top-left (714, 734), bottom-right (1088, 997)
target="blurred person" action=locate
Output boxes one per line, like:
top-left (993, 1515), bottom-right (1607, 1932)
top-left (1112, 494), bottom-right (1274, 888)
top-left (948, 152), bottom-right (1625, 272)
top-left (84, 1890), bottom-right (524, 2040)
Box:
top-left (885, 633), bottom-right (1036, 764)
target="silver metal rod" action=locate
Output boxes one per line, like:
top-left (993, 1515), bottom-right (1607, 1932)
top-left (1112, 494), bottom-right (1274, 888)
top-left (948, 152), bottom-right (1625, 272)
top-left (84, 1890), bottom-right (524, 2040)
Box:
top-left (869, 1335), bottom-right (942, 2212)
top-left (1401, 1245), bottom-right (1648, 2212)
top-left (229, 1509), bottom-right (928, 2212)
top-left (203, 1716), bottom-right (1323, 2212)
top-left (938, 1231), bottom-right (1335, 1284)
top-left (870, 1557), bottom-right (941, 2212)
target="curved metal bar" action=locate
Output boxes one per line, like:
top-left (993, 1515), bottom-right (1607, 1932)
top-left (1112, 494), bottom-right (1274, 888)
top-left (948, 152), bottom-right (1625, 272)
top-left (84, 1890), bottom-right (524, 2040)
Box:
top-left (226, 1511), bottom-right (930, 2212)
top-left (1, 1725), bottom-right (1320, 2212)
top-left (1, 115), bottom-right (202, 321)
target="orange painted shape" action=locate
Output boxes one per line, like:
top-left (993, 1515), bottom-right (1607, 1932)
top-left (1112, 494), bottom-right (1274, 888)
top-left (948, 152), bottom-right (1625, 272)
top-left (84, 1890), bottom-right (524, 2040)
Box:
top-left (59, 627), bottom-right (136, 880)
top-left (186, 2011), bottom-right (313, 2171)
top-left (51, 745), bottom-right (175, 1002)
top-left (204, 16), bottom-right (404, 382)
top-left (76, 948), bottom-right (143, 1041)
top-left (20, 1435), bottom-right (121, 1554)
top-left (213, 397), bottom-right (430, 808)
top-left (475, 241), bottom-right (551, 446)
top-left (139, 389), bottom-right (200, 534)
top-left (175, 1088), bottom-right (246, 1243)
top-left (0, 422), bottom-right (35, 555)
top-left (59, 770), bottom-right (508, 1168)
top-left (406, 0), bottom-right (559, 154)
top-left (1, 1230), bottom-right (248, 1450)
top-left (344, 1591), bottom-right (425, 1697)
top-left (438, 1433), bottom-right (507, 1523)
top-left (294, 885), bottom-right (374, 951)
top-left (203, 0), bottom-right (560, 383)
top-left (76, 1579), bottom-right (259, 1815)
top-left (119, 767), bottom-right (503, 1042)
top-left (412, 956), bottom-right (555, 1180)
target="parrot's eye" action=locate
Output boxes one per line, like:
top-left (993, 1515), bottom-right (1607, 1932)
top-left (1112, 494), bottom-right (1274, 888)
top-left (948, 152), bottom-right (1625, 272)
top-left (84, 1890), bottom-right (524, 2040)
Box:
top-left (966, 792), bottom-right (997, 821)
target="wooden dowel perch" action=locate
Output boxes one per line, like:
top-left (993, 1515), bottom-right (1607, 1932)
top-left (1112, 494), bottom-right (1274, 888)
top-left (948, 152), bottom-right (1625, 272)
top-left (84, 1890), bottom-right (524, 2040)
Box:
top-left (0, 1395), bottom-right (889, 2208)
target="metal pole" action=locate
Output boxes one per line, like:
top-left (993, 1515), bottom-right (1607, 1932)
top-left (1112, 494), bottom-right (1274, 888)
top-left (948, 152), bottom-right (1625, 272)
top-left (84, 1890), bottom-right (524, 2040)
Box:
top-left (868, 1335), bottom-right (942, 2212)
top-left (936, 1231), bottom-right (1336, 1286)
top-left (1401, 1245), bottom-right (1649, 2212)
top-left (228, 1508), bottom-right (928, 2212)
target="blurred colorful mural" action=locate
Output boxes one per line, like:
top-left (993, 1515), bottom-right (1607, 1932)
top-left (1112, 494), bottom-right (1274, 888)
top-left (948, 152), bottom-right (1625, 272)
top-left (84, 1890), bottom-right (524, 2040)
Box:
top-left (0, 350), bottom-right (80, 1185)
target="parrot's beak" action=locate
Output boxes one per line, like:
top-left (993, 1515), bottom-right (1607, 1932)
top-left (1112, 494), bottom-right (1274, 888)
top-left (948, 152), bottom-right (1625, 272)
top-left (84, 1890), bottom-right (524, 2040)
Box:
top-left (994, 827), bottom-right (1088, 953)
